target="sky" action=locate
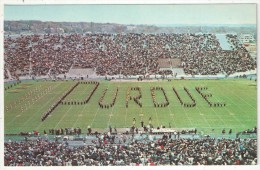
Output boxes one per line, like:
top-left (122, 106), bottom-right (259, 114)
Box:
top-left (4, 4), bottom-right (257, 25)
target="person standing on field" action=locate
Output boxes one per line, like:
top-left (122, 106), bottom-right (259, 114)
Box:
top-left (133, 118), bottom-right (136, 127)
top-left (149, 117), bottom-right (152, 126)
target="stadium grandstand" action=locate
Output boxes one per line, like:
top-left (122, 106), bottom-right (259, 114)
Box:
top-left (4, 33), bottom-right (256, 80)
top-left (4, 130), bottom-right (257, 166)
top-left (4, 32), bottom-right (257, 166)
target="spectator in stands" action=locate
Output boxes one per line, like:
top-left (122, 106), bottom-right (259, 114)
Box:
top-left (4, 33), bottom-right (256, 78)
top-left (4, 133), bottom-right (257, 166)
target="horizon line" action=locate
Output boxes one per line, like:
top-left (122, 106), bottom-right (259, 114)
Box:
top-left (4, 20), bottom-right (256, 27)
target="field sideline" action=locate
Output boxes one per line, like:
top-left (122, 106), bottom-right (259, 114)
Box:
top-left (4, 79), bottom-right (257, 135)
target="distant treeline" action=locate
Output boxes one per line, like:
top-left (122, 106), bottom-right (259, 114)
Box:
top-left (4, 20), bottom-right (257, 35)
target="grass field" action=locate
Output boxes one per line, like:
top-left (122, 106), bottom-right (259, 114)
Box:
top-left (4, 79), bottom-right (257, 135)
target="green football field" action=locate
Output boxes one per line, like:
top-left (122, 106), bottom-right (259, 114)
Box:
top-left (4, 79), bottom-right (257, 135)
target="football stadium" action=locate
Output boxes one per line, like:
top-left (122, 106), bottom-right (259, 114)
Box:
top-left (3, 4), bottom-right (257, 166)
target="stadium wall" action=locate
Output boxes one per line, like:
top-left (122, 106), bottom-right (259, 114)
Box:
top-left (4, 69), bottom-right (257, 83)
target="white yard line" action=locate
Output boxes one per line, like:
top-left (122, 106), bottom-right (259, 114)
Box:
top-left (148, 81), bottom-right (162, 127)
top-left (6, 84), bottom-right (49, 111)
top-left (167, 106), bottom-right (177, 128)
top-left (124, 108), bottom-right (128, 127)
top-left (72, 104), bottom-right (90, 128)
top-left (208, 103), bottom-right (235, 128)
top-left (89, 107), bottom-right (100, 127)
top-left (53, 106), bottom-right (74, 129)
top-left (231, 87), bottom-right (256, 110)
top-left (18, 85), bottom-right (59, 126)
top-left (137, 82), bottom-right (143, 125)
top-left (211, 85), bottom-right (250, 130)
top-left (67, 83), bottom-right (93, 101)
top-left (187, 85), bottom-right (213, 129)
top-left (191, 83), bottom-right (227, 129)
top-left (223, 107), bottom-right (247, 129)
top-left (6, 83), bottom-right (61, 126)
top-left (124, 86), bottom-right (131, 127)
top-left (107, 105), bottom-right (115, 127)
top-left (153, 108), bottom-right (160, 127)
top-left (218, 84), bottom-right (256, 110)
top-left (90, 83), bottom-right (111, 127)
top-left (36, 82), bottom-right (77, 130)
top-left (71, 84), bottom-right (95, 128)
top-left (194, 103), bottom-right (213, 129)
top-left (107, 87), bottom-right (118, 127)
top-left (176, 85), bottom-right (195, 127)
top-left (179, 101), bottom-right (195, 127)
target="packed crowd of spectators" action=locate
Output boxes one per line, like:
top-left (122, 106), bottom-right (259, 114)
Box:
top-left (4, 134), bottom-right (257, 166)
top-left (4, 33), bottom-right (256, 77)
